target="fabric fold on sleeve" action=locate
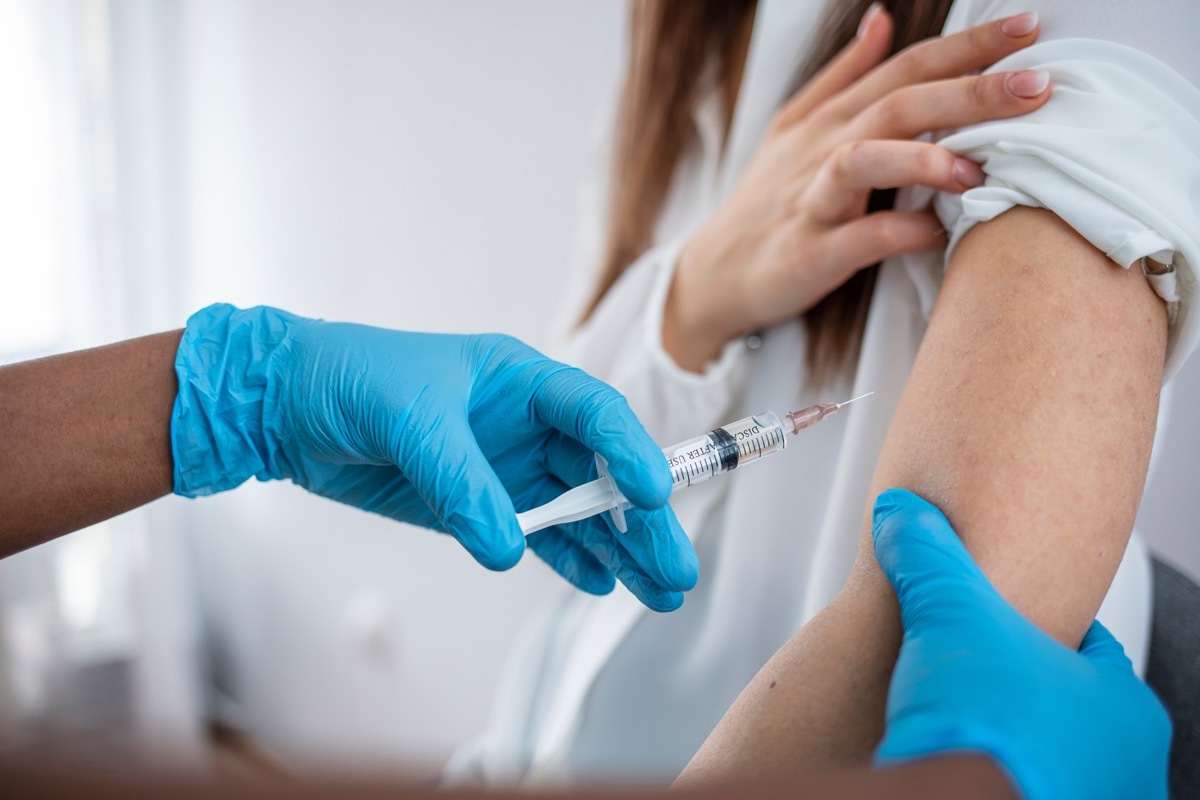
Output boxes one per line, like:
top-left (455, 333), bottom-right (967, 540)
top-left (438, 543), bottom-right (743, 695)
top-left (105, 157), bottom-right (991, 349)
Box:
top-left (923, 39), bottom-right (1200, 381)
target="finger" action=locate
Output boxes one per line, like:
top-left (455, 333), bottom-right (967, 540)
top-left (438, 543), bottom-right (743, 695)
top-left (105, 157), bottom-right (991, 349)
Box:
top-left (515, 467), bottom-right (615, 595)
top-left (526, 528), bottom-right (616, 597)
top-left (827, 11), bottom-right (1041, 121)
top-left (557, 512), bottom-right (684, 611)
top-left (397, 420), bottom-right (526, 571)
top-left (351, 468), bottom-right (443, 530)
top-left (597, 522), bottom-right (686, 612)
top-left (560, 509), bottom-right (687, 611)
top-left (772, 3), bottom-right (894, 129)
top-left (617, 562), bottom-right (686, 612)
top-left (872, 488), bottom-right (1000, 633)
top-left (611, 504), bottom-right (698, 593)
top-left (848, 69), bottom-right (1050, 142)
top-left (532, 367), bottom-right (672, 509)
top-left (819, 210), bottom-right (946, 273)
top-left (1078, 619), bottom-right (1136, 671)
top-left (305, 461), bottom-right (443, 529)
top-left (541, 431), bottom-right (599, 487)
top-left (811, 140), bottom-right (984, 222)
top-left (541, 433), bottom-right (698, 593)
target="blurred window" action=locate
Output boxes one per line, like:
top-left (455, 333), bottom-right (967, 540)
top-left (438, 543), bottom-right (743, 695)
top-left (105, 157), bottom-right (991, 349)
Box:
top-left (0, 0), bottom-right (71, 359)
top-left (0, 0), bottom-right (136, 731)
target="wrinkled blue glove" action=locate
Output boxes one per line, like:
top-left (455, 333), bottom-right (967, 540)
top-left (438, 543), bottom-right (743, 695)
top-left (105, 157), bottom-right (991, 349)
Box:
top-left (872, 489), bottom-right (1171, 800)
top-left (172, 304), bottom-right (699, 611)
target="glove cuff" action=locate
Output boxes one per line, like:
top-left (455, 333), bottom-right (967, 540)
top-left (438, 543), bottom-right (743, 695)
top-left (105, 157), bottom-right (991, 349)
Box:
top-left (171, 303), bottom-right (305, 497)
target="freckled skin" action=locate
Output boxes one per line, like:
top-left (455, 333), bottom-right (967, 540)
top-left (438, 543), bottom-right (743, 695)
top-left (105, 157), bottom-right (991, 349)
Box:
top-left (675, 207), bottom-right (1168, 787)
top-left (884, 209), bottom-right (1165, 639)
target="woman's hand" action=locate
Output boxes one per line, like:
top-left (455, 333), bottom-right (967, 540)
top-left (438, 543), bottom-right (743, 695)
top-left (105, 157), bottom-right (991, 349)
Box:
top-left (665, 8), bottom-right (1048, 371)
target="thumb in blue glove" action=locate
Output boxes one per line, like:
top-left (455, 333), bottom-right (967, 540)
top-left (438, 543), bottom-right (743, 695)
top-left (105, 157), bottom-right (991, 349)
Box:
top-left (872, 488), bottom-right (1171, 800)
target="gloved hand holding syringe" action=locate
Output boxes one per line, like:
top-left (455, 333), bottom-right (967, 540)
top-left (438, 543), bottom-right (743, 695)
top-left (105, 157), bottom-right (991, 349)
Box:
top-left (518, 393), bottom-right (873, 535)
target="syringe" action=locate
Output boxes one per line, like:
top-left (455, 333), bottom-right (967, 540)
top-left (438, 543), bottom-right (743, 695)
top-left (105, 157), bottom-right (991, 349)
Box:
top-left (517, 393), bottom-right (873, 535)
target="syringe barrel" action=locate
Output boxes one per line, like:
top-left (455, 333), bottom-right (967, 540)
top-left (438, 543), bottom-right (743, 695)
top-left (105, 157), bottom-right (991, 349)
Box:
top-left (662, 411), bottom-right (786, 490)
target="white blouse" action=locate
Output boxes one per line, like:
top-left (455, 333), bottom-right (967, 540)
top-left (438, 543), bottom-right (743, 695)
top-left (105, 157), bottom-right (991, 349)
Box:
top-left (446, 0), bottom-right (1200, 786)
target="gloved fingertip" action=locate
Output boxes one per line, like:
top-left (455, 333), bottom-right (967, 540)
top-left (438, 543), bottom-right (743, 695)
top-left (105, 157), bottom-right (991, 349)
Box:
top-left (657, 506), bottom-right (698, 589)
top-left (1078, 619), bottom-right (1133, 670)
top-left (659, 593), bottom-right (685, 613)
top-left (609, 452), bottom-right (672, 509)
top-left (645, 590), bottom-right (685, 613)
top-left (871, 488), bottom-right (960, 565)
top-left (630, 571), bottom-right (686, 612)
top-left (581, 572), bottom-right (618, 597)
top-left (493, 524), bottom-right (527, 571)
top-left (646, 455), bottom-right (675, 505)
top-left (1080, 618), bottom-right (1116, 647)
top-left (870, 489), bottom-right (1003, 636)
top-left (528, 528), bottom-right (618, 597)
top-left (560, 544), bottom-right (618, 596)
top-left (678, 553), bottom-right (700, 592)
top-left (460, 521), bottom-right (525, 571)
top-left (666, 540), bottom-right (700, 592)
top-left (621, 506), bottom-right (698, 592)
top-left (872, 487), bottom-right (924, 535)
top-left (609, 558), bottom-right (685, 612)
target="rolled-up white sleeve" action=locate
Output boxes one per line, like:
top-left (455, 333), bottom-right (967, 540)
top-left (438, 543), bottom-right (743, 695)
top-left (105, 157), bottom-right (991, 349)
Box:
top-left (926, 0), bottom-right (1200, 380)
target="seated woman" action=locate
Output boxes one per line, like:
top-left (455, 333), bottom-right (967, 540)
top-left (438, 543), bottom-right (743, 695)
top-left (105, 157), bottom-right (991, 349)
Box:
top-left (448, 0), bottom-right (1200, 786)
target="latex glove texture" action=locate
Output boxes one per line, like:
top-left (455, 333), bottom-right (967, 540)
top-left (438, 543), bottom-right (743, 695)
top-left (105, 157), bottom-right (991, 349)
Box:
top-left (172, 304), bottom-right (698, 611)
top-left (872, 489), bottom-right (1170, 800)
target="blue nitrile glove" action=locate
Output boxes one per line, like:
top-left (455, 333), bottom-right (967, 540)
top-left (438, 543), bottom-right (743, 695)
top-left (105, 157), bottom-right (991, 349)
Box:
top-left (172, 304), bottom-right (698, 611)
top-left (871, 488), bottom-right (1171, 800)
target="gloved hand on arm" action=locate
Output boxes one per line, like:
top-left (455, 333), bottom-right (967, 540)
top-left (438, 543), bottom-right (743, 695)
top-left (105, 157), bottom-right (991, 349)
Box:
top-left (172, 303), bottom-right (698, 611)
top-left (871, 488), bottom-right (1171, 800)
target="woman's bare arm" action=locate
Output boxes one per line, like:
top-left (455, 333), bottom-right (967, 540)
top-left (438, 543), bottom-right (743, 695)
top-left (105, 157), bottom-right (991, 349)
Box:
top-left (675, 206), bottom-right (1168, 786)
top-left (0, 332), bottom-right (180, 556)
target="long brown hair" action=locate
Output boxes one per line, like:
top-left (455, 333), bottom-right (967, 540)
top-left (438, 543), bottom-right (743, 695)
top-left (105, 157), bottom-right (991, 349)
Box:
top-left (582, 0), bottom-right (954, 388)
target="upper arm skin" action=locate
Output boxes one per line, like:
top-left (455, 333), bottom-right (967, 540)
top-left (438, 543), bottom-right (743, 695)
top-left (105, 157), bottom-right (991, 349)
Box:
top-left (861, 205), bottom-right (1167, 645)
top-left (674, 206), bottom-right (1167, 787)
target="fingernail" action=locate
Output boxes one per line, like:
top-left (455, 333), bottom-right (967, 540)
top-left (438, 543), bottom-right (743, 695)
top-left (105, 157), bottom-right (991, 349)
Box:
top-left (1000, 11), bottom-right (1038, 37)
top-left (953, 158), bottom-right (984, 187)
top-left (857, 2), bottom-right (883, 39)
top-left (1006, 69), bottom-right (1050, 98)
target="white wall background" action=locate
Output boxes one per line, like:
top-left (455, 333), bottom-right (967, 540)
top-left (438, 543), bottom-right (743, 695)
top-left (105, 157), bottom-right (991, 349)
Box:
top-left (173, 0), bottom-right (627, 778)
top-left (7, 0), bottom-right (1199, 781)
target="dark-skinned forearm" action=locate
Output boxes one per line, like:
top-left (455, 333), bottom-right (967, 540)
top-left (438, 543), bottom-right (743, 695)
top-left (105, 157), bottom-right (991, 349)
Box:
top-left (0, 331), bottom-right (181, 556)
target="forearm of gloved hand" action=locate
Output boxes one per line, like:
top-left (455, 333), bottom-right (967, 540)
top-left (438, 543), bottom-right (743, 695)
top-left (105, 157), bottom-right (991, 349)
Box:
top-left (0, 330), bottom-right (182, 556)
